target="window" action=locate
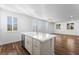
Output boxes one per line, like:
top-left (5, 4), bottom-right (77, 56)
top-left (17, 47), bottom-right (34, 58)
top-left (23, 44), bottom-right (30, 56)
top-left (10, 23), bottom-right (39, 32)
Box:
top-left (13, 17), bottom-right (17, 31)
top-left (7, 16), bottom-right (12, 31)
top-left (67, 23), bottom-right (74, 30)
top-left (7, 16), bottom-right (17, 31)
top-left (56, 24), bottom-right (61, 29)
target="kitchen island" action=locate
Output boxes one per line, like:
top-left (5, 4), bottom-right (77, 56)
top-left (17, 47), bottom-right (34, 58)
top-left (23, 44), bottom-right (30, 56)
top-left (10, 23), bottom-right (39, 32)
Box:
top-left (21, 32), bottom-right (56, 55)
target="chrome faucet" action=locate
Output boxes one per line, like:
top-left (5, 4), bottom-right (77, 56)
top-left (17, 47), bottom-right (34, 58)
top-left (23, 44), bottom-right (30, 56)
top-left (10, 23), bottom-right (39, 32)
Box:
top-left (35, 25), bottom-right (38, 33)
top-left (33, 25), bottom-right (38, 33)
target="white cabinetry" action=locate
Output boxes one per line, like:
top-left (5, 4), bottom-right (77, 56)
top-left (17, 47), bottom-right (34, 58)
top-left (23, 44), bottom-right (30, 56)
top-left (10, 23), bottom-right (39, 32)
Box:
top-left (32, 39), bottom-right (40, 55)
top-left (22, 32), bottom-right (55, 55)
top-left (25, 36), bottom-right (53, 55)
top-left (32, 39), bottom-right (52, 55)
top-left (25, 36), bottom-right (32, 54)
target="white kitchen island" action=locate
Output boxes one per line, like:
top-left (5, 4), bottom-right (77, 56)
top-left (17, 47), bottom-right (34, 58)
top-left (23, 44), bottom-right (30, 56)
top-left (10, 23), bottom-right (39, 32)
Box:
top-left (21, 32), bottom-right (56, 55)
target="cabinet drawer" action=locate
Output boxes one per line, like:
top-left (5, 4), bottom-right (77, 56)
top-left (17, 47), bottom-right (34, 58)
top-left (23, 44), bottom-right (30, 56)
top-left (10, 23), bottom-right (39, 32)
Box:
top-left (33, 39), bottom-right (40, 46)
top-left (33, 47), bottom-right (40, 55)
top-left (33, 43), bottom-right (40, 55)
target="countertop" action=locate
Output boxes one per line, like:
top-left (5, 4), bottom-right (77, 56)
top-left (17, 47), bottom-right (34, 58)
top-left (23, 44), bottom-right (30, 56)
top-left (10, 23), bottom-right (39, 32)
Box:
top-left (21, 32), bottom-right (56, 42)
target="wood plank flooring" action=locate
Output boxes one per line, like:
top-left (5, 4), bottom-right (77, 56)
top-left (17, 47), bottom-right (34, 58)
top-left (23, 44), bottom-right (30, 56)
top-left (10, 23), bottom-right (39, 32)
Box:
top-left (54, 34), bottom-right (79, 55)
top-left (0, 41), bottom-right (30, 55)
top-left (0, 34), bottom-right (79, 55)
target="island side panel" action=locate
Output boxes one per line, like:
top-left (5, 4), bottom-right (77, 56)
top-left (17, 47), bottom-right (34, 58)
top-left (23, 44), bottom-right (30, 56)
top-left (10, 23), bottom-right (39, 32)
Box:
top-left (40, 39), bottom-right (52, 55)
top-left (51, 37), bottom-right (55, 55)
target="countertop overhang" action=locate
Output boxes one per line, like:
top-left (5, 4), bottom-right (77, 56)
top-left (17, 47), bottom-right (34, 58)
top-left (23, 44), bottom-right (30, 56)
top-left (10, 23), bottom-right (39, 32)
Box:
top-left (21, 32), bottom-right (56, 42)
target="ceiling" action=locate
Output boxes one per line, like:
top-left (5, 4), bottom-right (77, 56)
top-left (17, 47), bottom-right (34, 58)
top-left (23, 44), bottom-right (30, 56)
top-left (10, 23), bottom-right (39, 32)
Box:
top-left (0, 4), bottom-right (79, 22)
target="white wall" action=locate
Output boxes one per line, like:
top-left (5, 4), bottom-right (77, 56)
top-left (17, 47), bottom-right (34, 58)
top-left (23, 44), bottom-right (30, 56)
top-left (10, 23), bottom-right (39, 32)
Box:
top-left (0, 9), bottom-right (33, 45)
top-left (1, 8), bottom-right (78, 45)
top-left (32, 19), bottom-right (54, 33)
top-left (54, 20), bottom-right (79, 35)
top-left (0, 9), bottom-right (54, 45)
top-left (47, 22), bottom-right (54, 33)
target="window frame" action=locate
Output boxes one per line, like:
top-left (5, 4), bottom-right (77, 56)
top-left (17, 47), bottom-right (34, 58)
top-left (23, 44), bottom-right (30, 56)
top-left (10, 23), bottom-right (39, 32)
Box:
top-left (7, 16), bottom-right (17, 32)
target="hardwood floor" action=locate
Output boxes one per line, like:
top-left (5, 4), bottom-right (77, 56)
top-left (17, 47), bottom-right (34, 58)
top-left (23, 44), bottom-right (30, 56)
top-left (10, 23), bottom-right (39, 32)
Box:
top-left (0, 41), bottom-right (30, 55)
top-left (0, 34), bottom-right (79, 55)
top-left (54, 34), bottom-right (79, 55)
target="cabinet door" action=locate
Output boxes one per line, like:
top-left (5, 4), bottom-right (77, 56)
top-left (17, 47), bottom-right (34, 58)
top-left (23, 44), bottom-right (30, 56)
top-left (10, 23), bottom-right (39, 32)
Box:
top-left (25, 36), bottom-right (32, 54)
top-left (28, 37), bottom-right (32, 54)
top-left (25, 36), bottom-right (29, 52)
top-left (33, 39), bottom-right (40, 55)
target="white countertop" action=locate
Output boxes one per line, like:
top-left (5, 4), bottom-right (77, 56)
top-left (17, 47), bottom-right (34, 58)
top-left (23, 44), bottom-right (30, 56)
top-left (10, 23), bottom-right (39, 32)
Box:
top-left (21, 32), bottom-right (56, 42)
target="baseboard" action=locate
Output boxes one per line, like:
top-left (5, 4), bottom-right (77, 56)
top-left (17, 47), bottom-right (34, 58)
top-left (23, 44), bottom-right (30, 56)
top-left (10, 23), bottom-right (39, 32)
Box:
top-left (0, 40), bottom-right (21, 45)
top-left (52, 33), bottom-right (79, 37)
